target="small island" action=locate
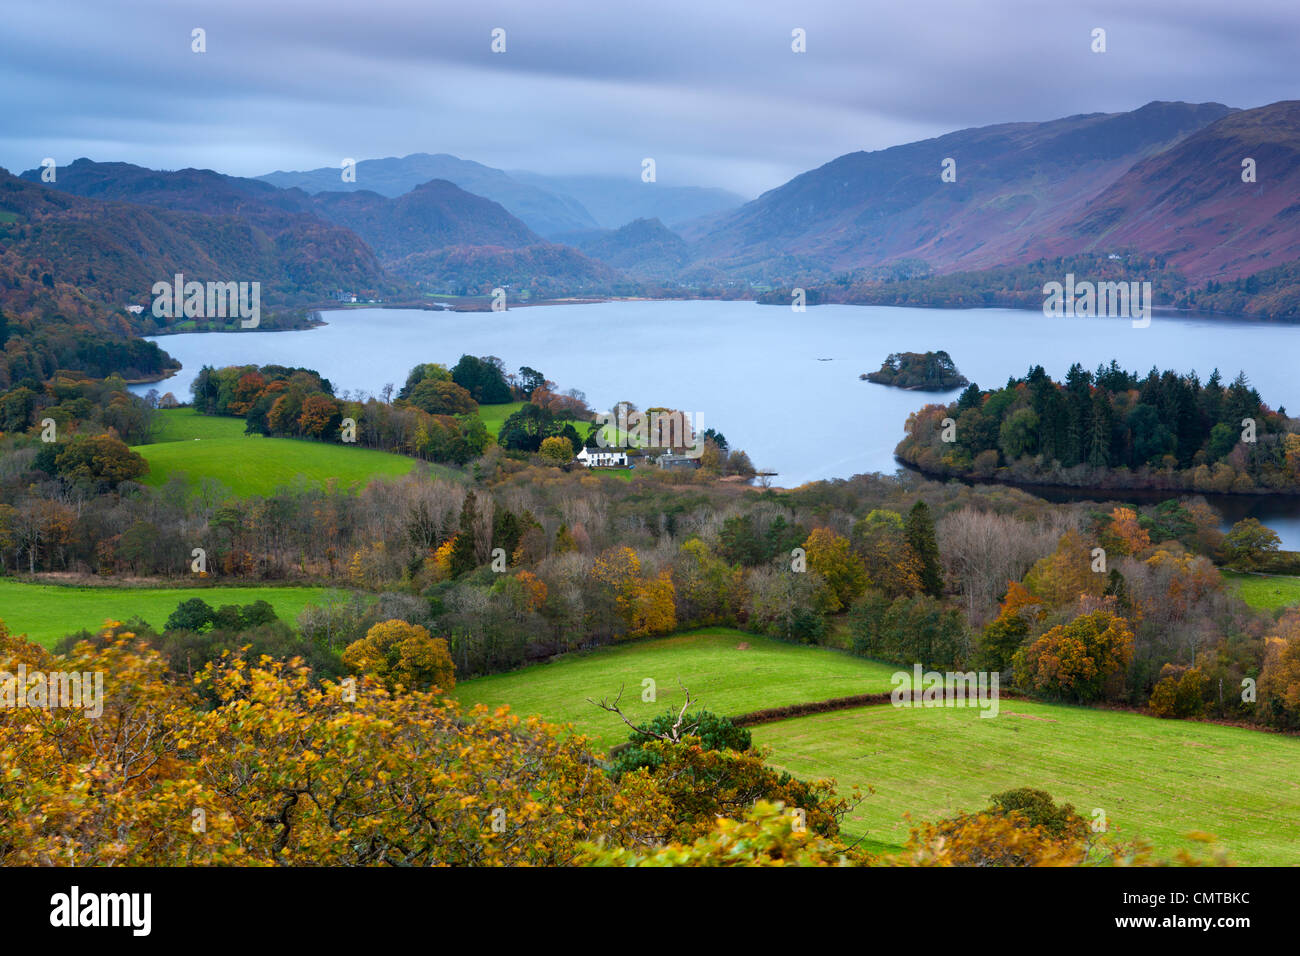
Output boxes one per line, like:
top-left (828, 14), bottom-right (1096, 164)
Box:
top-left (861, 350), bottom-right (968, 390)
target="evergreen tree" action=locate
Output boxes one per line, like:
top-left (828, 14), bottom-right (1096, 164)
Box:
top-left (449, 491), bottom-right (480, 577)
top-left (905, 501), bottom-right (944, 598)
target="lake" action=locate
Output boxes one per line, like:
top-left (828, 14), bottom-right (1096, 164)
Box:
top-left (132, 300), bottom-right (1300, 545)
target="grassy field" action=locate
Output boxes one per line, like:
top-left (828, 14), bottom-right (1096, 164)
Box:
top-left (0, 578), bottom-right (329, 648)
top-left (476, 401), bottom-right (525, 439)
top-left (455, 629), bottom-right (901, 748)
top-left (133, 408), bottom-right (418, 496)
top-left (754, 700), bottom-right (1300, 865)
top-left (457, 628), bottom-right (1300, 864)
top-left (1223, 570), bottom-right (1300, 611)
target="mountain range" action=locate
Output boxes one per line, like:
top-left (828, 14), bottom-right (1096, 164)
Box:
top-left (258, 152), bottom-right (747, 239)
top-left (6, 96), bottom-right (1300, 384)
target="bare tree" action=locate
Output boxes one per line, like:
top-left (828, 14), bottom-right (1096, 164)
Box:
top-left (589, 681), bottom-right (697, 741)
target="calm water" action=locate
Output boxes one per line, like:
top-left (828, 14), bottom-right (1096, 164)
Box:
top-left (132, 301), bottom-right (1300, 545)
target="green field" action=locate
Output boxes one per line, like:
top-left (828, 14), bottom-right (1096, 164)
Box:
top-left (1223, 570), bottom-right (1300, 611)
top-left (455, 629), bottom-right (1300, 865)
top-left (133, 408), bottom-right (418, 496)
top-left (755, 700), bottom-right (1300, 864)
top-left (476, 401), bottom-right (525, 439)
top-left (455, 629), bottom-right (901, 748)
top-left (0, 578), bottom-right (329, 648)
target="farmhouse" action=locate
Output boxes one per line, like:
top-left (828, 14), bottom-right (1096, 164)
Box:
top-left (576, 446), bottom-right (628, 468)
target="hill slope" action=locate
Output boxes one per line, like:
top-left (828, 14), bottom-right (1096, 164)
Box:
top-left (688, 101), bottom-right (1235, 284)
top-left (1061, 100), bottom-right (1300, 281)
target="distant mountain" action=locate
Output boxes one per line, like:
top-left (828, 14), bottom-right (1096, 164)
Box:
top-left (1059, 100), bottom-right (1300, 281)
top-left (688, 101), bottom-right (1235, 284)
top-left (258, 153), bottom-right (598, 238)
top-left (305, 180), bottom-right (623, 295)
top-left (16, 159), bottom-right (402, 305)
top-left (308, 180), bottom-right (541, 261)
top-left (19, 160), bottom-right (625, 303)
top-left (577, 218), bottom-right (690, 279)
top-left (510, 171), bottom-right (746, 230)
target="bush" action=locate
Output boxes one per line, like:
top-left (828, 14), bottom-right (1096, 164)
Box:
top-left (609, 709), bottom-right (750, 777)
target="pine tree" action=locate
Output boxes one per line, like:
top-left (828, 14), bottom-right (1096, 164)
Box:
top-left (449, 491), bottom-right (479, 577)
top-left (905, 501), bottom-right (944, 598)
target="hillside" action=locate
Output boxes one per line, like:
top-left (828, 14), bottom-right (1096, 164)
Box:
top-left (7, 161), bottom-right (403, 325)
top-left (308, 179), bottom-right (541, 262)
top-left (577, 217), bottom-right (691, 278)
top-left (131, 408), bottom-right (420, 497)
top-left (457, 628), bottom-right (1300, 863)
top-left (687, 101), bottom-right (1234, 284)
top-left (1061, 100), bottom-right (1300, 282)
top-left (388, 242), bottom-right (631, 298)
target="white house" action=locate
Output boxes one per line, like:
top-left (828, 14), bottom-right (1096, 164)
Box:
top-left (576, 446), bottom-right (628, 468)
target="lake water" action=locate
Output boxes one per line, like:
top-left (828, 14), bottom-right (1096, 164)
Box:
top-left (132, 301), bottom-right (1300, 545)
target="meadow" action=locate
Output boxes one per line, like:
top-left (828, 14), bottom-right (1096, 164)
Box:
top-left (0, 578), bottom-right (329, 648)
top-left (132, 408), bottom-right (418, 497)
top-left (454, 628), bottom-right (1300, 865)
top-left (756, 700), bottom-right (1300, 864)
top-left (455, 628), bottom-right (901, 747)
top-left (1222, 570), bottom-right (1300, 612)
top-left (476, 401), bottom-right (526, 438)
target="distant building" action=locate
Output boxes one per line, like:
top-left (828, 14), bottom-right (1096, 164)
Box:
top-left (125, 304), bottom-right (144, 314)
top-left (576, 447), bottom-right (628, 468)
top-left (656, 452), bottom-right (701, 471)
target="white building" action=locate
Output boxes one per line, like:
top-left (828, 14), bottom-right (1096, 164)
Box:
top-left (576, 446), bottom-right (628, 468)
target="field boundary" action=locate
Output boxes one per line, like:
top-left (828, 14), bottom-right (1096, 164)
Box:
top-left (730, 692), bottom-right (896, 726)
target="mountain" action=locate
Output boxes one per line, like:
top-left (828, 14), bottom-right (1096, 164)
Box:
top-left (577, 218), bottom-right (690, 279)
top-left (510, 171), bottom-right (746, 230)
top-left (304, 180), bottom-right (624, 295)
top-left (308, 179), bottom-right (542, 262)
top-left (688, 101), bottom-right (1235, 284)
top-left (258, 153), bottom-right (598, 238)
top-left (16, 159), bottom-right (402, 305)
top-left (1059, 100), bottom-right (1300, 281)
top-left (19, 159), bottom-right (622, 300)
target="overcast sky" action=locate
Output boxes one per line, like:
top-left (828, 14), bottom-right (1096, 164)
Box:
top-left (3, 0), bottom-right (1297, 198)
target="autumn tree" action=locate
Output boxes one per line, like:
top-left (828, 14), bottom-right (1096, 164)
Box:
top-left (342, 619), bottom-right (456, 692)
top-left (976, 581), bottom-right (1043, 672)
top-left (803, 527), bottom-right (869, 612)
top-left (1022, 530), bottom-right (1105, 609)
top-left (50, 434), bottom-right (148, 489)
top-left (539, 435), bottom-right (573, 465)
top-left (1012, 609), bottom-right (1134, 702)
top-left (851, 509), bottom-right (922, 598)
top-left (1259, 609), bottom-right (1300, 729)
top-left (1101, 506), bottom-right (1151, 557)
top-left (298, 393), bottom-right (341, 439)
top-left (1148, 664), bottom-right (1208, 718)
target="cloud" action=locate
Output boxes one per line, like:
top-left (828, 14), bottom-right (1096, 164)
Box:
top-left (2, 0), bottom-right (1296, 196)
